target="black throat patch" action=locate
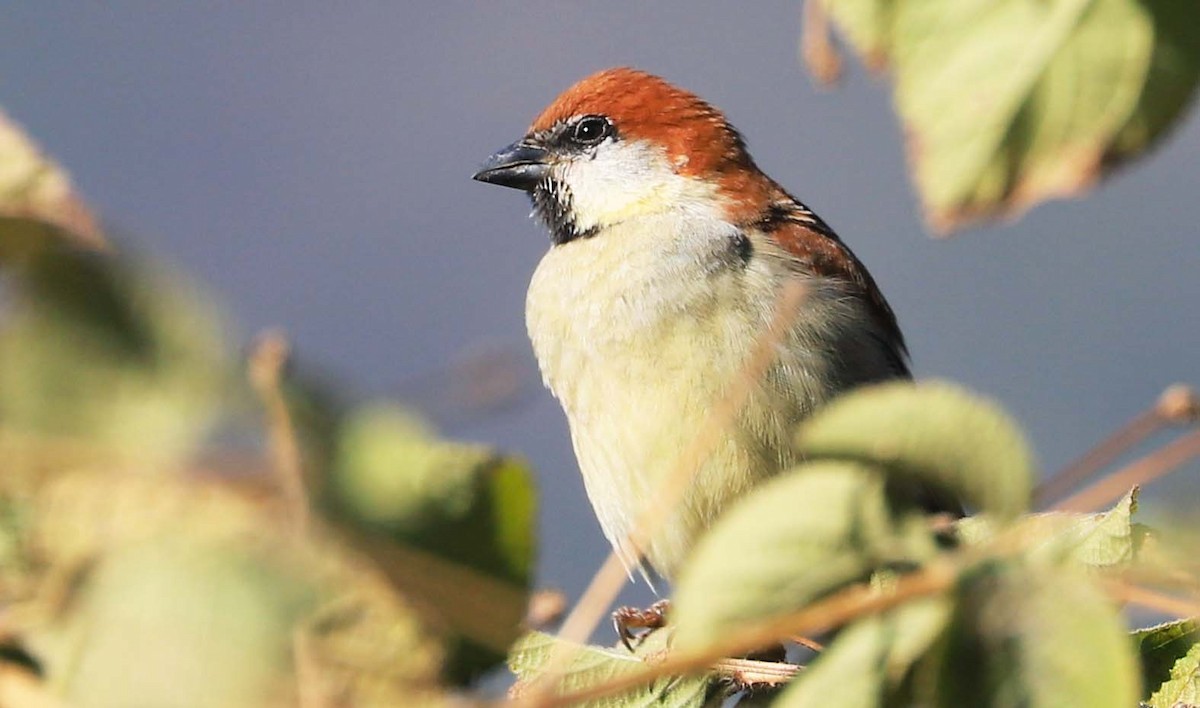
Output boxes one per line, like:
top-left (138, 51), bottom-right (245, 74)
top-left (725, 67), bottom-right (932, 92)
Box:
top-left (530, 180), bottom-right (597, 246)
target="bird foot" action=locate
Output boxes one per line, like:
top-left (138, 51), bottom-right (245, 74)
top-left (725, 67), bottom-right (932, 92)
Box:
top-left (612, 599), bottom-right (671, 651)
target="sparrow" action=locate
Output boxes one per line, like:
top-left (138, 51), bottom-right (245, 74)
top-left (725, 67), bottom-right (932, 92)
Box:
top-left (474, 67), bottom-right (957, 582)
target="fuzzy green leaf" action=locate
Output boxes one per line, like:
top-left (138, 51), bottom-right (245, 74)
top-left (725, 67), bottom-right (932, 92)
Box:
top-left (508, 631), bottom-right (711, 708)
top-left (775, 596), bottom-right (950, 707)
top-left (1147, 641), bottom-right (1200, 708)
top-left (672, 462), bottom-right (939, 651)
top-left (1135, 618), bottom-right (1200, 702)
top-left (332, 403), bottom-right (536, 683)
top-left (917, 560), bottom-right (1140, 707)
top-left (0, 108), bottom-right (103, 246)
top-left (887, 0), bottom-right (1200, 231)
top-left (956, 488), bottom-right (1146, 568)
top-left (0, 234), bottom-right (227, 460)
top-left (822, 0), bottom-right (894, 68)
top-left (797, 381), bottom-right (1032, 519)
top-left (32, 541), bottom-right (309, 708)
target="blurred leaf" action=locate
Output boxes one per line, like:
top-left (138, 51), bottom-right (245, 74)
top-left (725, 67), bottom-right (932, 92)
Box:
top-left (884, 0), bottom-right (1200, 231)
top-left (672, 462), bottom-right (939, 651)
top-left (956, 488), bottom-right (1147, 568)
top-left (1104, 0), bottom-right (1200, 165)
top-left (4, 467), bottom-right (446, 707)
top-left (1134, 618), bottom-right (1200, 702)
top-left (0, 108), bottom-right (103, 247)
top-left (36, 541), bottom-right (307, 708)
top-left (916, 560), bottom-right (1140, 707)
top-left (1147, 641), bottom-right (1200, 708)
top-left (775, 596), bottom-right (950, 707)
top-left (331, 403), bottom-right (536, 684)
top-left (821, 0), bottom-right (894, 68)
top-left (0, 236), bottom-right (227, 461)
top-left (508, 630), bottom-right (711, 707)
top-left (334, 403), bottom-right (535, 582)
top-left (797, 381), bottom-right (1032, 519)
top-left (297, 542), bottom-right (447, 706)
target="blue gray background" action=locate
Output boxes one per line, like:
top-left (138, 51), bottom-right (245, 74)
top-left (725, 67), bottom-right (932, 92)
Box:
top-left (4, 3), bottom-right (1198, 612)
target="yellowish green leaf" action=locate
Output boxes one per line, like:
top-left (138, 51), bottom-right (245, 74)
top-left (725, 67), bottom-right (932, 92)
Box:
top-left (0, 109), bottom-right (103, 247)
top-left (1135, 618), bottom-right (1200, 703)
top-left (509, 630), bottom-right (711, 708)
top-left (797, 381), bottom-right (1032, 519)
top-left (0, 237), bottom-right (227, 461)
top-left (1147, 642), bottom-right (1200, 708)
top-left (775, 596), bottom-right (950, 707)
top-left (917, 561), bottom-right (1140, 707)
top-left (841, 0), bottom-right (1200, 231)
top-left (331, 402), bottom-right (536, 683)
top-left (672, 462), bottom-right (939, 651)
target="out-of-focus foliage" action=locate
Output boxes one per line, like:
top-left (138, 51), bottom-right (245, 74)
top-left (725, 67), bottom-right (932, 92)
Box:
top-left (0, 109), bottom-right (537, 705)
top-left (0, 109), bottom-right (103, 246)
top-left (795, 381), bottom-right (1033, 518)
top-left (671, 462), bottom-right (939, 650)
top-left (330, 403), bottom-right (536, 684)
top-left (521, 382), bottom-right (1200, 707)
top-left (773, 597), bottom-right (950, 707)
top-left (917, 561), bottom-right (1139, 707)
top-left (0, 234), bottom-right (227, 463)
top-left (810, 0), bottom-right (1200, 232)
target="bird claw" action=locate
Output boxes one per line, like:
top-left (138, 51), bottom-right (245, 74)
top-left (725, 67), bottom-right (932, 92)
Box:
top-left (612, 599), bottom-right (671, 651)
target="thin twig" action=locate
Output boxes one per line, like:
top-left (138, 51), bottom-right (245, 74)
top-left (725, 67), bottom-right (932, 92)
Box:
top-left (1035, 384), bottom-right (1198, 507)
top-left (801, 0), bottom-right (843, 85)
top-left (248, 330), bottom-right (310, 537)
top-left (1034, 409), bottom-right (1162, 507)
top-left (518, 280), bottom-right (808, 703)
top-left (1053, 427), bottom-right (1200, 514)
top-left (1103, 580), bottom-right (1200, 618)
top-left (713, 657), bottom-right (802, 688)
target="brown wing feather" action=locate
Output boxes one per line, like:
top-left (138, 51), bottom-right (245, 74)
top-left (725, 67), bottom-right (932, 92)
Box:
top-left (748, 198), bottom-right (910, 377)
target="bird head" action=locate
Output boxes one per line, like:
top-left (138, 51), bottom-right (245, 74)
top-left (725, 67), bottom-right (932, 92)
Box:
top-left (473, 68), bottom-right (777, 244)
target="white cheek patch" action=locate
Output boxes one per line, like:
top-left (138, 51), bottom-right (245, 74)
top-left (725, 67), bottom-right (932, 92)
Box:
top-left (559, 140), bottom-right (720, 232)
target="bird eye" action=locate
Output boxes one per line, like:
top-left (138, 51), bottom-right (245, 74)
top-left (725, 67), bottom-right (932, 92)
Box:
top-left (570, 115), bottom-right (611, 145)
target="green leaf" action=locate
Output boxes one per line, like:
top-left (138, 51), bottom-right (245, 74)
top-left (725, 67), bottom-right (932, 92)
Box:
top-left (1134, 618), bottom-right (1200, 701)
top-left (0, 108), bottom-right (103, 246)
top-left (672, 462), bottom-right (939, 651)
top-left (882, 0), bottom-right (1200, 231)
top-left (775, 596), bottom-right (950, 707)
top-left (1147, 642), bottom-right (1200, 708)
top-left (331, 403), bottom-right (537, 684)
top-left (956, 488), bottom-right (1146, 568)
top-left (797, 381), bottom-right (1032, 519)
top-left (34, 540), bottom-right (309, 708)
top-left (509, 631), bottom-right (711, 708)
top-left (0, 236), bottom-right (228, 461)
top-left (332, 403), bottom-right (536, 585)
top-left (916, 560), bottom-right (1140, 707)
top-left (7, 465), bottom-right (447, 706)
top-left (822, 0), bottom-right (895, 68)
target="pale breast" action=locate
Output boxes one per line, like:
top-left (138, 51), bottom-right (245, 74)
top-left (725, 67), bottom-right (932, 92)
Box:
top-left (525, 214), bottom-right (876, 577)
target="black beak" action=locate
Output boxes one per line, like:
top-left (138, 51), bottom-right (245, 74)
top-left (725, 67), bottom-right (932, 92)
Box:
top-left (472, 141), bottom-right (551, 191)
